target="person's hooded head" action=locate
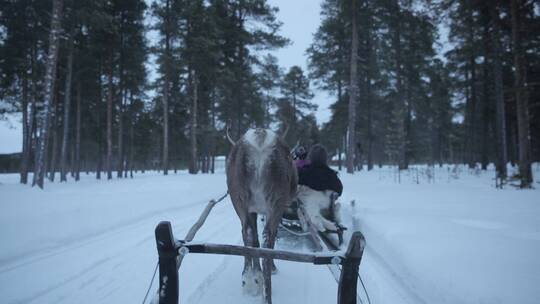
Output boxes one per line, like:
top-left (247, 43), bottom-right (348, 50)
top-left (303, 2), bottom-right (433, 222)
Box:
top-left (308, 144), bottom-right (328, 166)
top-left (294, 146), bottom-right (307, 160)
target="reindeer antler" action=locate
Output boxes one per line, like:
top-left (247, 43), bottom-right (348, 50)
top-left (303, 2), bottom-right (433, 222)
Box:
top-left (226, 125), bottom-right (236, 145)
top-left (281, 122), bottom-right (289, 140)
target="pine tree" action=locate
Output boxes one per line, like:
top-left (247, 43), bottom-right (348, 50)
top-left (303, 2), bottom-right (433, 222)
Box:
top-left (33, 0), bottom-right (64, 188)
top-left (257, 54), bottom-right (283, 128)
top-left (212, 0), bottom-right (288, 139)
top-left (0, 0), bottom-right (50, 184)
top-left (511, 0), bottom-right (533, 187)
top-left (346, 0), bottom-right (359, 174)
top-left (60, 31), bottom-right (74, 182)
top-left (279, 66), bottom-right (316, 144)
top-left (489, 2), bottom-right (508, 183)
top-left (152, 0), bottom-right (176, 175)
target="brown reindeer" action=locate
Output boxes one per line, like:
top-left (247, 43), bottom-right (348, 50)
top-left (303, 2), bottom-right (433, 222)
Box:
top-left (226, 128), bottom-right (297, 304)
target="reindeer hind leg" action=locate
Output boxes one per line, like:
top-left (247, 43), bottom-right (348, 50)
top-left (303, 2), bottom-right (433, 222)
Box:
top-left (241, 217), bottom-right (261, 296)
top-left (242, 213), bottom-right (263, 296)
top-left (262, 213), bottom-right (280, 304)
top-left (249, 213), bottom-right (264, 293)
top-left (249, 213), bottom-right (262, 269)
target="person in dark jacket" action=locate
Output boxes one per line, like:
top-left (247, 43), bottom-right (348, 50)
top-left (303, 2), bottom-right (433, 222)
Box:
top-left (298, 144), bottom-right (343, 196)
top-left (296, 144), bottom-right (345, 232)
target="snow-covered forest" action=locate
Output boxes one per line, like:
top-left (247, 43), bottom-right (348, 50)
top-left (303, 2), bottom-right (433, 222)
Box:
top-left (1, 0), bottom-right (539, 303)
top-left (0, 0), bottom-right (539, 187)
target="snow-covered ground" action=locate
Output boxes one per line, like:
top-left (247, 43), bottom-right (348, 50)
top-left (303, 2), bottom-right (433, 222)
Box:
top-left (0, 165), bottom-right (539, 304)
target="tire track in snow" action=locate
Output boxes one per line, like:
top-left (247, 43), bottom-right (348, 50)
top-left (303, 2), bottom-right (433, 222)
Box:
top-left (8, 257), bottom-right (111, 304)
top-left (2, 213), bottom-right (196, 304)
top-left (172, 199), bottom-right (246, 304)
top-left (0, 195), bottom-right (231, 304)
top-left (0, 198), bottom-right (215, 274)
top-left (352, 212), bottom-right (427, 304)
top-left (363, 246), bottom-right (426, 304)
top-left (186, 254), bottom-right (236, 304)
top-left (83, 198), bottom-right (237, 303)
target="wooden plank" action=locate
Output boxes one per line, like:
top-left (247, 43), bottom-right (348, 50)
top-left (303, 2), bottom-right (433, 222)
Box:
top-left (176, 197), bottom-right (224, 270)
top-left (184, 199), bottom-right (218, 242)
top-left (183, 243), bottom-right (343, 265)
top-left (155, 221), bottom-right (180, 304)
top-left (337, 232), bottom-right (366, 304)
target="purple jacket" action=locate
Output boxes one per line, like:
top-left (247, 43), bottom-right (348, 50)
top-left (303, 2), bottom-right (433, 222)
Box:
top-left (295, 159), bottom-right (310, 169)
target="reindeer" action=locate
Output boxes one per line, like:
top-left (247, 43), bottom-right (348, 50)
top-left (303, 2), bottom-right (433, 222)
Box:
top-left (226, 128), bottom-right (297, 304)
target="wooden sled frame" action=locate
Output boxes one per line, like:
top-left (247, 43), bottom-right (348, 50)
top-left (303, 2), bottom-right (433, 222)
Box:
top-left (153, 198), bottom-right (366, 304)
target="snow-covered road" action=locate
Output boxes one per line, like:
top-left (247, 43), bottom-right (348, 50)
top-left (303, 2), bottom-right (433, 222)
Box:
top-left (1, 166), bottom-right (539, 303)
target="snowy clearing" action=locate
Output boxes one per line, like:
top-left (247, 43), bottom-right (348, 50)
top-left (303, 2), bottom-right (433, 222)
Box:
top-left (1, 165), bottom-right (539, 304)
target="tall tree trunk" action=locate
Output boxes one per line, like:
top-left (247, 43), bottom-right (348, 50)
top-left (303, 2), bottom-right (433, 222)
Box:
top-left (480, 11), bottom-right (491, 170)
top-left (337, 79), bottom-right (342, 171)
top-left (75, 80), bottom-right (81, 181)
top-left (96, 64), bottom-right (103, 180)
top-left (106, 47), bottom-right (114, 180)
top-left (21, 37), bottom-right (39, 183)
top-left (189, 72), bottom-right (198, 174)
top-left (128, 93), bottom-right (135, 178)
top-left (20, 74), bottom-right (29, 184)
top-left (49, 93), bottom-right (60, 182)
top-left (60, 34), bottom-right (74, 182)
top-left (511, 0), bottom-right (533, 187)
top-left (365, 0), bottom-right (374, 171)
top-left (117, 89), bottom-right (124, 178)
top-left (489, 4), bottom-right (508, 182)
top-left (465, 1), bottom-right (478, 168)
top-left (21, 47), bottom-right (37, 184)
top-left (162, 0), bottom-right (171, 175)
top-left (162, 82), bottom-right (169, 174)
top-left (365, 81), bottom-right (373, 171)
top-left (117, 16), bottom-right (126, 179)
top-left (33, 0), bottom-right (63, 188)
top-left (404, 83), bottom-right (412, 169)
top-left (26, 27), bottom-right (39, 183)
top-left (346, 0), bottom-right (358, 174)
top-left (211, 88), bottom-right (216, 174)
top-left (468, 61), bottom-right (477, 167)
top-left (392, 0), bottom-right (406, 170)
top-left (70, 139), bottom-right (75, 177)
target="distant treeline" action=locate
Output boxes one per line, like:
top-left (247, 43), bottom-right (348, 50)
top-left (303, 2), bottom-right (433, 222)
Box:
top-left (0, 0), bottom-right (538, 188)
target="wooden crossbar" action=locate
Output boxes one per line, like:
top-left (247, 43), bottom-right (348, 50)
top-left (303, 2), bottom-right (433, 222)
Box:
top-left (182, 242), bottom-right (344, 265)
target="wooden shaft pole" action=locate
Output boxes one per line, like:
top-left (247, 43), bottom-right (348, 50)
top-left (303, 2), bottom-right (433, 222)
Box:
top-left (337, 232), bottom-right (365, 304)
top-left (185, 199), bottom-right (218, 242)
top-left (155, 221), bottom-right (179, 304)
